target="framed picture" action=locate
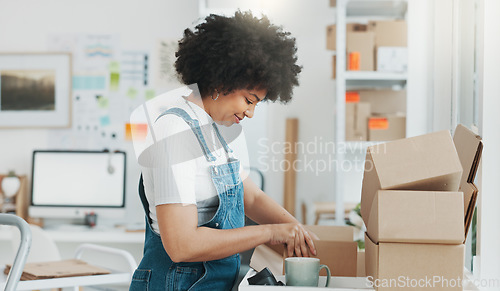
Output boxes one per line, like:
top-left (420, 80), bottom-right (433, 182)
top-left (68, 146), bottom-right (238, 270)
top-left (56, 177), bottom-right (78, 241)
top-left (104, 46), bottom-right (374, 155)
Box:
top-left (0, 53), bottom-right (71, 128)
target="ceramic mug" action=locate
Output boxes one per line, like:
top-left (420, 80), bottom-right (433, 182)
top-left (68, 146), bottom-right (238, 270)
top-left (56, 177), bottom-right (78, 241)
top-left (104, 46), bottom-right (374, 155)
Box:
top-left (285, 257), bottom-right (331, 287)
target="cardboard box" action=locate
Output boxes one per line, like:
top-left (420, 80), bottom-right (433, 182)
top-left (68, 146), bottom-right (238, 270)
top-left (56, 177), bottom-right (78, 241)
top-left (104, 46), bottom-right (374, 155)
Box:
top-left (367, 190), bottom-right (464, 244)
top-left (452, 124), bottom-right (482, 241)
top-left (453, 124), bottom-right (483, 188)
top-left (357, 250), bottom-right (366, 277)
top-left (346, 100), bottom-right (370, 141)
top-left (359, 90), bottom-right (406, 114)
top-left (326, 23), bottom-right (368, 51)
top-left (368, 20), bottom-right (407, 47)
top-left (368, 115), bottom-right (406, 141)
top-left (365, 233), bottom-right (464, 290)
top-left (376, 47), bottom-right (408, 73)
top-left (347, 31), bottom-right (375, 71)
top-left (330, 0), bottom-right (336, 7)
top-left (361, 130), bottom-right (463, 226)
top-left (332, 55), bottom-right (336, 79)
top-left (249, 225), bottom-right (358, 277)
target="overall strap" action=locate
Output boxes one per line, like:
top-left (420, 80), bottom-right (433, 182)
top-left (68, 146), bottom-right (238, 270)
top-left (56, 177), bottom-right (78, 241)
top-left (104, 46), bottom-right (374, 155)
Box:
top-left (211, 123), bottom-right (234, 156)
top-left (155, 108), bottom-right (216, 162)
top-left (138, 174), bottom-right (153, 226)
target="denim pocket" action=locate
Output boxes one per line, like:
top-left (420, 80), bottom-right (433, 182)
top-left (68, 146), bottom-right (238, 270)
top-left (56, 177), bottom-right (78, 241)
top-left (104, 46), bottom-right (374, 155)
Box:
top-left (130, 269), bottom-right (151, 291)
top-left (169, 264), bottom-right (205, 291)
top-left (224, 181), bottom-right (242, 197)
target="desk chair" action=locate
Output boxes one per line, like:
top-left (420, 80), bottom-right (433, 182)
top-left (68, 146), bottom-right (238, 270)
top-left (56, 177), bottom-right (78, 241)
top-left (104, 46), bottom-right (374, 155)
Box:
top-left (1, 214), bottom-right (137, 291)
top-left (11, 223), bottom-right (61, 263)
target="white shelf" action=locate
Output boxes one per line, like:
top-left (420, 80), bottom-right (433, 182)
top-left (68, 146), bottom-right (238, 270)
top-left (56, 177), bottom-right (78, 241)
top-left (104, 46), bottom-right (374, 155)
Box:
top-left (346, 0), bottom-right (407, 19)
top-left (344, 71), bottom-right (407, 80)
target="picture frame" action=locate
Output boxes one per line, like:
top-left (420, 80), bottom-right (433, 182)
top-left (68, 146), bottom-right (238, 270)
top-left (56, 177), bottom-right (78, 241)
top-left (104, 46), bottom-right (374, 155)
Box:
top-left (0, 53), bottom-right (72, 128)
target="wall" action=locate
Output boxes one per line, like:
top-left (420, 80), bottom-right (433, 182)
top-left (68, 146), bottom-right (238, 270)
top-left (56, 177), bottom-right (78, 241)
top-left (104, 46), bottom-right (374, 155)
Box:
top-left (0, 0), bottom-right (199, 224)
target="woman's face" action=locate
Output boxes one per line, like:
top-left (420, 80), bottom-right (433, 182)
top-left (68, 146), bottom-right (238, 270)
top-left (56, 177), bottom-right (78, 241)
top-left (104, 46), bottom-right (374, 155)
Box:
top-left (206, 88), bottom-right (266, 126)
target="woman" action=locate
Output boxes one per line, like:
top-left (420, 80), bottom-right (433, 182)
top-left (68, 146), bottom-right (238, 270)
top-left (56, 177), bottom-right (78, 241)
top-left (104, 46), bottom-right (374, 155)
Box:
top-left (130, 11), bottom-right (316, 291)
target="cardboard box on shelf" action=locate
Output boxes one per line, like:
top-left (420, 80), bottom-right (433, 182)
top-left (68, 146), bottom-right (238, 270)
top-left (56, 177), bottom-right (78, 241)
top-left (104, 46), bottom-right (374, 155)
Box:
top-left (332, 55), bottom-right (336, 79)
top-left (376, 47), bottom-right (408, 73)
top-left (347, 31), bottom-right (375, 71)
top-left (326, 23), bottom-right (368, 51)
top-left (346, 98), bottom-right (370, 141)
top-left (367, 190), bottom-right (464, 244)
top-left (359, 90), bottom-right (406, 115)
top-left (360, 130), bottom-right (463, 226)
top-left (249, 225), bottom-right (358, 277)
top-left (368, 115), bottom-right (406, 141)
top-left (365, 233), bottom-right (464, 291)
top-left (368, 20), bottom-right (407, 47)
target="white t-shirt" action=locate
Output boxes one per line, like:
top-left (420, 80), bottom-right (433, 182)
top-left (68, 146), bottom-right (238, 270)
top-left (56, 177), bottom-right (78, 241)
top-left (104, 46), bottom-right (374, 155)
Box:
top-left (141, 95), bottom-right (249, 233)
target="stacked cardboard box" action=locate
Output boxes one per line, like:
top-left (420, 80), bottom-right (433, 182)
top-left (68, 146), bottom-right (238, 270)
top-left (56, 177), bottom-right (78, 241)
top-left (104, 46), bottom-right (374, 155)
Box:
top-left (361, 127), bottom-right (482, 290)
top-left (345, 90), bottom-right (406, 141)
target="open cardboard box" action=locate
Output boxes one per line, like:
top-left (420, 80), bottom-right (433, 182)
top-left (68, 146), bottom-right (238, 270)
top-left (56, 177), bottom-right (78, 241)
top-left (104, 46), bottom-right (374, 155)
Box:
top-left (250, 225), bottom-right (358, 278)
top-left (367, 190), bottom-right (464, 244)
top-left (452, 124), bottom-right (483, 241)
top-left (364, 233), bottom-right (464, 291)
top-left (361, 130), bottom-right (463, 226)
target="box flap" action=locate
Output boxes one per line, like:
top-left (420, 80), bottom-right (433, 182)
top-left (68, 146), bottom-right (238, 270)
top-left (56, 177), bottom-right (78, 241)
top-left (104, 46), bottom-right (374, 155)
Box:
top-left (305, 225), bottom-right (354, 241)
top-left (464, 183), bottom-right (478, 241)
top-left (249, 244), bottom-right (284, 276)
top-left (453, 124), bottom-right (483, 188)
top-left (361, 130), bottom-right (463, 226)
top-left (364, 232), bottom-right (378, 280)
top-left (367, 190), bottom-right (464, 244)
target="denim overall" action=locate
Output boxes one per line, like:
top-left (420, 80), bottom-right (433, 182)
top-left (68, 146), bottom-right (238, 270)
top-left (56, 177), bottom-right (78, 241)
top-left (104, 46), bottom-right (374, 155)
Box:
top-left (130, 107), bottom-right (245, 291)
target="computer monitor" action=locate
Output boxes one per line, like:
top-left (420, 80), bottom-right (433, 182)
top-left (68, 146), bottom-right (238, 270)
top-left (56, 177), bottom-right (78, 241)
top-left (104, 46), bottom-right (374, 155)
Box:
top-left (29, 150), bottom-right (126, 219)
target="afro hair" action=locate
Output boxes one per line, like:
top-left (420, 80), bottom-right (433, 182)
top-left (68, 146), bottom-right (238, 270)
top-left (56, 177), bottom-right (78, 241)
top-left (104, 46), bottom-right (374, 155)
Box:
top-left (175, 11), bottom-right (301, 103)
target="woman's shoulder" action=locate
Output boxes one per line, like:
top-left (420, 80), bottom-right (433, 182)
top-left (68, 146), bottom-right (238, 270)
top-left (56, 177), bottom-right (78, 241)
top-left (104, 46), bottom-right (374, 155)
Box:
top-left (154, 113), bottom-right (193, 138)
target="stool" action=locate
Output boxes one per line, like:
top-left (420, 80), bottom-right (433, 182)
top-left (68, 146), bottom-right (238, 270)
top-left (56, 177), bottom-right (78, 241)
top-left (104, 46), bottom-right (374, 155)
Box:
top-left (313, 202), bottom-right (358, 225)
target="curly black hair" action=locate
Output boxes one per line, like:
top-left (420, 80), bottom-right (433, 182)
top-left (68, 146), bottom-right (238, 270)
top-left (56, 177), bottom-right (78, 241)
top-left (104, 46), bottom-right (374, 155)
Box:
top-left (175, 11), bottom-right (301, 103)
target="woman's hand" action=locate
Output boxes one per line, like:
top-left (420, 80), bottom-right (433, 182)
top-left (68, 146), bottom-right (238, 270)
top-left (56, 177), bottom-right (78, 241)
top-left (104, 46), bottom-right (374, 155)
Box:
top-left (269, 223), bottom-right (317, 257)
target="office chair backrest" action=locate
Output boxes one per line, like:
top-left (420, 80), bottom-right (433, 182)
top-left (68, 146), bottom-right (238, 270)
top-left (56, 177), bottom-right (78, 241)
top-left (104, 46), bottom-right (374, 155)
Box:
top-left (11, 223), bottom-right (61, 263)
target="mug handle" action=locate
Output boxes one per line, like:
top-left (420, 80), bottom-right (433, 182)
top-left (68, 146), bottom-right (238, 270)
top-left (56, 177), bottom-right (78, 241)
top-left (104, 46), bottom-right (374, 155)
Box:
top-left (319, 264), bottom-right (331, 287)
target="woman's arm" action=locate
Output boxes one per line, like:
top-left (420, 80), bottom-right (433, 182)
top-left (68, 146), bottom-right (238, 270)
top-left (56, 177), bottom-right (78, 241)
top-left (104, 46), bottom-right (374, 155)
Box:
top-left (156, 203), bottom-right (311, 262)
top-left (243, 176), bottom-right (298, 225)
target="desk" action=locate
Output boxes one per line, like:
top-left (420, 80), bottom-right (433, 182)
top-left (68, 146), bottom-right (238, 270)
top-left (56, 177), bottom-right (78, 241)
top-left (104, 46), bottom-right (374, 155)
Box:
top-left (238, 269), bottom-right (481, 290)
top-left (0, 225), bottom-right (144, 270)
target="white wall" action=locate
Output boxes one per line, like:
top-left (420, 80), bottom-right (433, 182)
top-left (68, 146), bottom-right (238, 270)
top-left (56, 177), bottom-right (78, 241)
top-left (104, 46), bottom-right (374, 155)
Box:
top-left (0, 0), bottom-right (199, 224)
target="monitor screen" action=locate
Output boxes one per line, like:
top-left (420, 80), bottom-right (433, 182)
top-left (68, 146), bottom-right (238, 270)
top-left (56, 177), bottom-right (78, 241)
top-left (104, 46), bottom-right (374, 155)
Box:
top-left (30, 150), bottom-right (126, 219)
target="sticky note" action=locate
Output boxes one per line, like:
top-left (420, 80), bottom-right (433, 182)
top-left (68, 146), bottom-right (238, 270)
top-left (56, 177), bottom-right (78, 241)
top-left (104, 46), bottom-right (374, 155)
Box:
top-left (100, 115), bottom-right (111, 126)
top-left (109, 61), bottom-right (120, 91)
top-left (145, 89), bottom-right (155, 100)
top-left (97, 97), bottom-right (109, 109)
top-left (127, 87), bottom-right (138, 99)
top-left (73, 76), bottom-right (106, 90)
top-left (125, 123), bottom-right (148, 141)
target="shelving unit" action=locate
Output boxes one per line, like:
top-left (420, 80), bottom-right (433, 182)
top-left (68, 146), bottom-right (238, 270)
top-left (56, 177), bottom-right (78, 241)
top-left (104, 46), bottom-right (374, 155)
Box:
top-left (333, 0), bottom-right (408, 225)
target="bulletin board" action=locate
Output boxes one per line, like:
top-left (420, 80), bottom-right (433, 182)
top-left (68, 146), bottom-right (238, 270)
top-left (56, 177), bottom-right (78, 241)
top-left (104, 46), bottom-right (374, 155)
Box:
top-left (45, 34), bottom-right (182, 150)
